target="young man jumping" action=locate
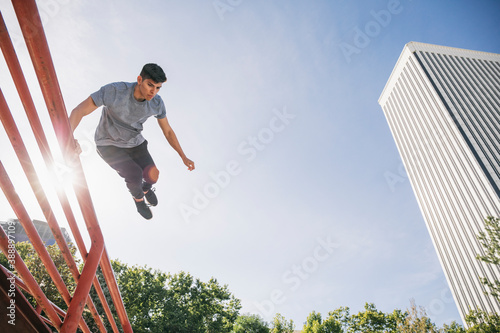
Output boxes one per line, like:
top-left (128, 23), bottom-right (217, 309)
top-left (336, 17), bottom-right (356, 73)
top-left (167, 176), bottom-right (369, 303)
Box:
top-left (69, 63), bottom-right (194, 220)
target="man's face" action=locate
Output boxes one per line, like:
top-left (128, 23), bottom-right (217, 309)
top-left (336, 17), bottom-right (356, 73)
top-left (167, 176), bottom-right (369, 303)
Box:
top-left (137, 76), bottom-right (163, 101)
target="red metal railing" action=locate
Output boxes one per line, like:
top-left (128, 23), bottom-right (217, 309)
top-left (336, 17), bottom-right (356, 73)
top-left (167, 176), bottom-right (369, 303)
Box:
top-left (0, 0), bottom-right (133, 332)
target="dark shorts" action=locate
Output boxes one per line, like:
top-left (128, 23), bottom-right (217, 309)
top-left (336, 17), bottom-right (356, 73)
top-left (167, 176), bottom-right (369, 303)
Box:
top-left (97, 140), bottom-right (159, 199)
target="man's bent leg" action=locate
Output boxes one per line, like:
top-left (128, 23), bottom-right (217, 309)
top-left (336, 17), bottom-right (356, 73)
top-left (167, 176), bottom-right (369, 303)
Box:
top-left (96, 145), bottom-right (145, 200)
top-left (97, 145), bottom-right (153, 219)
top-left (142, 165), bottom-right (159, 190)
top-left (130, 141), bottom-right (159, 190)
top-left (130, 141), bottom-right (159, 205)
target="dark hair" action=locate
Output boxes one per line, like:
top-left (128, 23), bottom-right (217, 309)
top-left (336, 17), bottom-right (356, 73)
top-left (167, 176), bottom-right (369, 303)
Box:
top-left (140, 63), bottom-right (167, 83)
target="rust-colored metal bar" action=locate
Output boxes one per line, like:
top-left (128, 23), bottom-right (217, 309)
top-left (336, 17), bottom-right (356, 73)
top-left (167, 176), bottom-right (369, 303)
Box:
top-left (10, 266), bottom-right (116, 333)
top-left (0, 92), bottom-right (98, 333)
top-left (0, 264), bottom-right (53, 332)
top-left (0, 11), bottom-right (118, 333)
top-left (8, 271), bottom-right (61, 319)
top-left (100, 248), bottom-right (132, 330)
top-left (9, 0), bottom-right (102, 329)
top-left (94, 273), bottom-right (121, 333)
top-left (0, 12), bottom-right (87, 257)
top-left (0, 95), bottom-right (78, 284)
top-left (10, 0), bottom-right (132, 332)
top-left (62, 245), bottom-right (103, 332)
top-left (0, 197), bottom-right (62, 330)
top-left (0, 154), bottom-right (92, 333)
top-left (0, 90), bottom-right (93, 333)
top-left (2, 265), bottom-right (83, 331)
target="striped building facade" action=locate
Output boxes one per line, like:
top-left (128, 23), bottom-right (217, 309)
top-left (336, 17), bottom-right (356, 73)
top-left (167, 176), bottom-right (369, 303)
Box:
top-left (379, 42), bottom-right (500, 323)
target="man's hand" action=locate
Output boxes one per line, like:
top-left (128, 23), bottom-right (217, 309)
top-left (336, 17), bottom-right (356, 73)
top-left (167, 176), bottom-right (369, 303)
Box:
top-left (157, 118), bottom-right (194, 171)
top-left (183, 157), bottom-right (195, 171)
top-left (65, 139), bottom-right (82, 167)
top-left (74, 139), bottom-right (82, 155)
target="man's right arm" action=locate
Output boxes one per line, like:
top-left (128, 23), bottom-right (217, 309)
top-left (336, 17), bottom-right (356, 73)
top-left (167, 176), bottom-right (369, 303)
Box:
top-left (69, 96), bottom-right (98, 132)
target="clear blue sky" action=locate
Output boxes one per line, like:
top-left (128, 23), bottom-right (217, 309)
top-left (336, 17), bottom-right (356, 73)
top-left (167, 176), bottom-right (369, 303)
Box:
top-left (0, 0), bottom-right (499, 327)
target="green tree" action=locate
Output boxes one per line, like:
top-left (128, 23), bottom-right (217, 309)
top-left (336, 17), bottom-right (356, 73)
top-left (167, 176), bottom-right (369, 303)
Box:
top-left (441, 321), bottom-right (466, 333)
top-left (232, 313), bottom-right (269, 333)
top-left (270, 313), bottom-right (294, 333)
top-left (350, 302), bottom-right (396, 332)
top-left (464, 216), bottom-right (500, 332)
top-left (465, 310), bottom-right (500, 333)
top-left (325, 306), bottom-right (351, 332)
top-left (0, 241), bottom-right (79, 311)
top-left (395, 299), bottom-right (437, 333)
top-left (303, 310), bottom-right (344, 333)
top-left (85, 266), bottom-right (117, 332)
top-left (112, 261), bottom-right (241, 333)
top-left (476, 216), bottom-right (500, 298)
top-left (321, 316), bottom-right (343, 333)
top-left (0, 240), bottom-right (89, 332)
top-left (1, 240), bottom-right (243, 332)
top-left (302, 302), bottom-right (466, 333)
top-left (303, 311), bottom-right (324, 333)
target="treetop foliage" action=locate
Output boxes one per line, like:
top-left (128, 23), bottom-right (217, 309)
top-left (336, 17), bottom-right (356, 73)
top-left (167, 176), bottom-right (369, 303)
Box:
top-left (2, 215), bottom-right (500, 332)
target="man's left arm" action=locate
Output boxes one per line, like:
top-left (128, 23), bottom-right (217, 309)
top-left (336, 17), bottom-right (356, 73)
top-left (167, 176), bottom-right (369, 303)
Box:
top-left (157, 117), bottom-right (195, 171)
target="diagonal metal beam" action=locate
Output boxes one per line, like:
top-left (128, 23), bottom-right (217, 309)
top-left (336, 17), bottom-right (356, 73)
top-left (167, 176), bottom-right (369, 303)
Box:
top-left (9, 0), bottom-right (133, 331)
top-left (0, 10), bottom-right (119, 332)
top-left (0, 163), bottom-right (63, 330)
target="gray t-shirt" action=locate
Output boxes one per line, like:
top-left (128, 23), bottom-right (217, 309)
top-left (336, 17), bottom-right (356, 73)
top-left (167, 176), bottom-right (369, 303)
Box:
top-left (91, 81), bottom-right (166, 148)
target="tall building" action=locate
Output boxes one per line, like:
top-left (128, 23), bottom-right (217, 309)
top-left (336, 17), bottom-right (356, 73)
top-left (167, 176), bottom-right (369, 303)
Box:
top-left (0, 219), bottom-right (72, 246)
top-left (378, 42), bottom-right (500, 323)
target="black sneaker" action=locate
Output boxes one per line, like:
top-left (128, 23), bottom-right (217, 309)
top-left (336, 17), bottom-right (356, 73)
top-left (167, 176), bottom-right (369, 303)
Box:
top-left (134, 199), bottom-right (152, 220)
top-left (144, 188), bottom-right (158, 206)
